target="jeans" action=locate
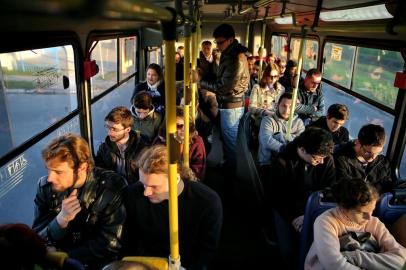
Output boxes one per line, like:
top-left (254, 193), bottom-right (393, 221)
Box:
top-left (219, 107), bottom-right (244, 169)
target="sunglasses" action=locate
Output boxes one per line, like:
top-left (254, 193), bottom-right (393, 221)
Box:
top-left (176, 123), bottom-right (184, 129)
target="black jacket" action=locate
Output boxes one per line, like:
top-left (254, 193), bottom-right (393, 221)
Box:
top-left (131, 81), bottom-right (165, 115)
top-left (95, 130), bottom-right (146, 184)
top-left (334, 141), bottom-right (394, 194)
top-left (264, 142), bottom-right (336, 223)
top-left (308, 116), bottom-right (349, 146)
top-left (32, 168), bottom-right (127, 269)
top-left (199, 40), bottom-right (249, 100)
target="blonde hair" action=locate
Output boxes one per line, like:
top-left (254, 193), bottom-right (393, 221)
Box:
top-left (42, 133), bottom-right (94, 170)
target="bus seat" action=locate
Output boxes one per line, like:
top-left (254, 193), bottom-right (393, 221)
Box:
top-left (236, 113), bottom-right (297, 262)
top-left (375, 190), bottom-right (406, 226)
top-left (45, 251), bottom-right (85, 270)
top-left (298, 190), bottom-right (337, 270)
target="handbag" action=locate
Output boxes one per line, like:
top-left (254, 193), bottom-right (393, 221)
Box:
top-left (339, 231), bottom-right (379, 253)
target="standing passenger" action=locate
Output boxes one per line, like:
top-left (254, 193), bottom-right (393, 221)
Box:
top-left (33, 134), bottom-right (126, 269)
top-left (95, 106), bottom-right (146, 183)
top-left (123, 145), bottom-right (222, 270)
top-left (131, 63), bottom-right (165, 115)
top-left (279, 60), bottom-right (297, 92)
top-left (193, 23), bottom-right (249, 170)
top-left (305, 178), bottom-right (406, 270)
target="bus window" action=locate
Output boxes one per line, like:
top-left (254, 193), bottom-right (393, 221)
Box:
top-left (353, 48), bottom-right (402, 109)
top-left (119, 36), bottom-right (137, 80)
top-left (323, 43), bottom-right (355, 89)
top-left (147, 47), bottom-right (162, 66)
top-left (0, 116), bottom-right (80, 225)
top-left (90, 39), bottom-right (118, 98)
top-left (323, 83), bottom-right (394, 152)
top-left (91, 77), bottom-right (135, 150)
top-left (401, 149), bottom-right (406, 179)
top-left (271, 35), bottom-right (288, 59)
top-left (290, 38), bottom-right (318, 71)
top-left (0, 46), bottom-right (77, 157)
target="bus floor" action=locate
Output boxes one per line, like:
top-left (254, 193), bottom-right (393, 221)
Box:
top-left (203, 127), bottom-right (288, 270)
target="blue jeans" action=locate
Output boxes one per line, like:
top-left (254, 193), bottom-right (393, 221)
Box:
top-left (219, 107), bottom-right (244, 169)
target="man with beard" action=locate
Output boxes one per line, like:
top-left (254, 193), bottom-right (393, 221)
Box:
top-left (32, 133), bottom-right (126, 269)
top-left (123, 145), bottom-right (222, 270)
top-left (258, 92), bottom-right (305, 167)
top-left (95, 106), bottom-right (146, 184)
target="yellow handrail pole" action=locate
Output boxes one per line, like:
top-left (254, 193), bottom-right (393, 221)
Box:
top-left (286, 26), bottom-right (306, 140)
top-left (191, 27), bottom-right (198, 123)
top-left (258, 7), bottom-right (269, 81)
top-left (183, 26), bottom-right (191, 168)
top-left (161, 8), bottom-right (180, 269)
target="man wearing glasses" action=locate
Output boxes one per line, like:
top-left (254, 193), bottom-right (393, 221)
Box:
top-left (193, 23), bottom-right (249, 172)
top-left (295, 68), bottom-right (325, 125)
top-left (334, 124), bottom-right (394, 194)
top-left (95, 106), bottom-right (146, 184)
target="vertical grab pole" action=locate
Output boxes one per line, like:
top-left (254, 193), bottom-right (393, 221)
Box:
top-left (258, 7), bottom-right (269, 81)
top-left (161, 8), bottom-right (181, 270)
top-left (183, 20), bottom-right (191, 169)
top-left (191, 24), bottom-right (198, 123)
top-left (286, 26), bottom-right (306, 140)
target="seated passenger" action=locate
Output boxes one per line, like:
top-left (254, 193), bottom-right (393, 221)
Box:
top-left (152, 108), bottom-right (206, 181)
top-left (249, 63), bottom-right (285, 125)
top-left (308, 104), bottom-right (350, 146)
top-left (334, 124), bottom-right (394, 194)
top-left (33, 134), bottom-right (126, 269)
top-left (258, 92), bottom-right (305, 167)
top-left (0, 223), bottom-right (47, 269)
top-left (246, 55), bottom-right (259, 96)
top-left (175, 52), bottom-right (184, 81)
top-left (264, 127), bottom-right (335, 232)
top-left (95, 106), bottom-right (146, 184)
top-left (131, 63), bottom-right (165, 115)
top-left (279, 60), bottom-right (297, 92)
top-left (131, 91), bottom-right (162, 144)
top-left (305, 178), bottom-right (406, 270)
top-left (295, 69), bottom-right (325, 124)
top-left (275, 58), bottom-right (287, 78)
top-left (123, 145), bottom-right (222, 270)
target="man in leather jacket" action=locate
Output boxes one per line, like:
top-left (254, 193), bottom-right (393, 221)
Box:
top-left (193, 23), bottom-right (249, 170)
top-left (95, 106), bottom-right (146, 184)
top-left (32, 133), bottom-right (126, 269)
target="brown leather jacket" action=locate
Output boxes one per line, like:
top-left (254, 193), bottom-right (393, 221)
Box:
top-left (200, 40), bottom-right (249, 102)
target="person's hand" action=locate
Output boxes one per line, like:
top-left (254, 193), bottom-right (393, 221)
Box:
top-left (56, 189), bottom-right (81, 228)
top-left (292, 215), bottom-right (304, 232)
top-left (191, 70), bottom-right (200, 83)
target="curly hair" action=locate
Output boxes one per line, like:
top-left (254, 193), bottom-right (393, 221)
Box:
top-left (295, 127), bottom-right (333, 156)
top-left (334, 178), bottom-right (379, 210)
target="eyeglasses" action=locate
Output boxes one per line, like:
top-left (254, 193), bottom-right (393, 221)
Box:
top-left (214, 39), bottom-right (227, 45)
top-left (104, 124), bottom-right (125, 133)
top-left (176, 123), bottom-right (184, 129)
top-left (360, 145), bottom-right (382, 157)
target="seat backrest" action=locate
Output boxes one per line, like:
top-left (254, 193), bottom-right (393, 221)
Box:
top-left (298, 190), bottom-right (337, 270)
top-left (236, 112), bottom-right (264, 206)
top-left (375, 191), bottom-right (406, 226)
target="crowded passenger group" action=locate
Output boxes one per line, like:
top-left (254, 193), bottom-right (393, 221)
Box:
top-left (2, 23), bottom-right (405, 270)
